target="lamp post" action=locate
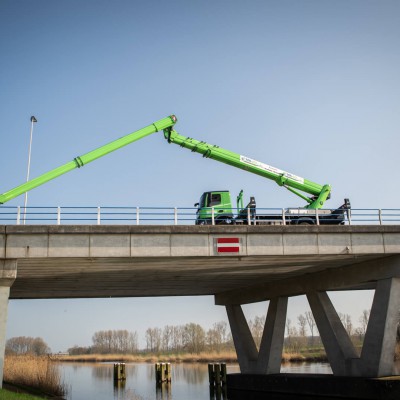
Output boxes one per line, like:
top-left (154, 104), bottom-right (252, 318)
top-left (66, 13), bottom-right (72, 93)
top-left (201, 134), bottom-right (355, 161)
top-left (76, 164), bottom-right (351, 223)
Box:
top-left (23, 116), bottom-right (37, 224)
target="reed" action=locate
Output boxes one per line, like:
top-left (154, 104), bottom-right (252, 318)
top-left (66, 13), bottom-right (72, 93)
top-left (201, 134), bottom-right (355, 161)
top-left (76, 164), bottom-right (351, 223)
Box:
top-left (53, 350), bottom-right (323, 364)
top-left (3, 355), bottom-right (66, 398)
top-left (53, 350), bottom-right (239, 364)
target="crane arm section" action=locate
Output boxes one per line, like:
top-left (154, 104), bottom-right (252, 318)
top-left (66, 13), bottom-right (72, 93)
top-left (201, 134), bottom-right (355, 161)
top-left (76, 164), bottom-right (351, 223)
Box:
top-left (164, 128), bottom-right (331, 209)
top-left (0, 115), bottom-right (177, 204)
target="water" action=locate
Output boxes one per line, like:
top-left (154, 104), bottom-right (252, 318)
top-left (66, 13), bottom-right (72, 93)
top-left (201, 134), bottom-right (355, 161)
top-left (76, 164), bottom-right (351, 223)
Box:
top-left (60, 362), bottom-right (333, 400)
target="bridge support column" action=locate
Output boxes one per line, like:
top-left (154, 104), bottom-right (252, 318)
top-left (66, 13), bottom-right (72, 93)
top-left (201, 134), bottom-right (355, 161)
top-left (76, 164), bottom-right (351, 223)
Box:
top-left (0, 260), bottom-right (17, 388)
top-left (307, 290), bottom-right (358, 376)
top-left (307, 277), bottom-right (400, 377)
top-left (226, 296), bottom-right (288, 374)
top-left (352, 277), bottom-right (400, 377)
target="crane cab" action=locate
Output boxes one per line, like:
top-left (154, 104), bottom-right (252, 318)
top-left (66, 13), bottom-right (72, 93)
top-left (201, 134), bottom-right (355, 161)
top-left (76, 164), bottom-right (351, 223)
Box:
top-left (195, 191), bottom-right (234, 225)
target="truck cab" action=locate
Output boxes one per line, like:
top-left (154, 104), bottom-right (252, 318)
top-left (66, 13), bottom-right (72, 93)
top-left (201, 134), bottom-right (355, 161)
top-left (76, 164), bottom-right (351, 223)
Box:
top-left (195, 191), bottom-right (234, 225)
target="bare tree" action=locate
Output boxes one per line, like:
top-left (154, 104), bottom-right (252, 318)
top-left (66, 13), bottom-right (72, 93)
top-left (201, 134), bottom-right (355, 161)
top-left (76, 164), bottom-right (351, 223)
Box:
top-left (145, 327), bottom-right (162, 353)
top-left (248, 315), bottom-right (266, 349)
top-left (183, 323), bottom-right (205, 353)
top-left (359, 309), bottom-right (370, 336)
top-left (339, 313), bottom-right (353, 336)
top-left (206, 321), bottom-right (228, 353)
top-left (162, 325), bottom-right (174, 352)
top-left (171, 325), bottom-right (184, 353)
top-left (297, 314), bottom-right (307, 338)
top-left (285, 318), bottom-right (300, 352)
top-left (305, 311), bottom-right (317, 342)
top-left (92, 330), bottom-right (138, 354)
top-left (6, 336), bottom-right (50, 355)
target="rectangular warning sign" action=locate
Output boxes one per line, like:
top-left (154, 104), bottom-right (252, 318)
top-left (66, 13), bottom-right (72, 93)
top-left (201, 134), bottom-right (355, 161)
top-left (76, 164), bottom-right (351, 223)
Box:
top-left (216, 237), bottom-right (240, 253)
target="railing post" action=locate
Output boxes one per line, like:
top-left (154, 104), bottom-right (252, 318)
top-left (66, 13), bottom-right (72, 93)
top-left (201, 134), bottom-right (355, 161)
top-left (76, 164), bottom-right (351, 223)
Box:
top-left (97, 207), bottom-right (101, 225)
top-left (247, 207), bottom-right (251, 225)
top-left (315, 208), bottom-right (320, 225)
top-left (211, 207), bottom-right (215, 225)
top-left (282, 208), bottom-right (286, 225)
top-left (57, 207), bottom-right (61, 225)
top-left (136, 207), bottom-right (140, 225)
top-left (174, 207), bottom-right (178, 225)
top-left (347, 208), bottom-right (352, 225)
top-left (16, 206), bottom-right (21, 225)
top-left (378, 209), bottom-right (383, 225)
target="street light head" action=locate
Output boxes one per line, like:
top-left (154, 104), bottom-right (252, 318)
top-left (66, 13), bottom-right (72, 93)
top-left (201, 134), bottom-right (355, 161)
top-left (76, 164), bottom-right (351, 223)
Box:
top-left (30, 116), bottom-right (37, 123)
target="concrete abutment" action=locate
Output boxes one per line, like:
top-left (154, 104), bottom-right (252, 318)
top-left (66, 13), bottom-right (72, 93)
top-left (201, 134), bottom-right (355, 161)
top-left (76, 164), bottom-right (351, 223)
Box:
top-left (0, 259), bottom-right (17, 388)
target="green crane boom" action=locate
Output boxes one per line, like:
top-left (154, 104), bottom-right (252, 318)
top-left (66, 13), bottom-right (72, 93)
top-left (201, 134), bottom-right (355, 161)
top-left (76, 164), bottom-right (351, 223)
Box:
top-left (0, 115), bottom-right (177, 204)
top-left (163, 128), bottom-right (331, 209)
top-left (0, 114), bottom-right (331, 209)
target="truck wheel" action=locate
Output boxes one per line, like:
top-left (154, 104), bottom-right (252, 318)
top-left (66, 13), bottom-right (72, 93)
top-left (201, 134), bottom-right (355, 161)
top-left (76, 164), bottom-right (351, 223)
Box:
top-left (297, 219), bottom-right (314, 225)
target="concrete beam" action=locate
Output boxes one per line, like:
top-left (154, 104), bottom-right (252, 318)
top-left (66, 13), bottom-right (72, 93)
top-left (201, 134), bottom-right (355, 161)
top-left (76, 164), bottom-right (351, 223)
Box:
top-left (226, 304), bottom-right (258, 373)
top-left (226, 298), bottom-right (288, 374)
top-left (352, 278), bottom-right (400, 377)
top-left (257, 297), bottom-right (288, 374)
top-left (307, 291), bottom-right (358, 375)
top-left (216, 255), bottom-right (400, 305)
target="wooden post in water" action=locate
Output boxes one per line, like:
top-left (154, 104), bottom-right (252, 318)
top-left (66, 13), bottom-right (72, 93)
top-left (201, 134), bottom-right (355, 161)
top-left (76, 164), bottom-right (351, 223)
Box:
top-left (113, 363), bottom-right (126, 381)
top-left (155, 362), bottom-right (171, 383)
top-left (220, 363), bottom-right (227, 386)
top-left (208, 363), bottom-right (227, 387)
top-left (209, 363), bottom-right (227, 399)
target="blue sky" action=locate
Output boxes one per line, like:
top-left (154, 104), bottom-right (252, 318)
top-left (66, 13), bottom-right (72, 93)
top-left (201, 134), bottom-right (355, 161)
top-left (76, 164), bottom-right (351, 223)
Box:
top-left (1, 0), bottom-right (398, 351)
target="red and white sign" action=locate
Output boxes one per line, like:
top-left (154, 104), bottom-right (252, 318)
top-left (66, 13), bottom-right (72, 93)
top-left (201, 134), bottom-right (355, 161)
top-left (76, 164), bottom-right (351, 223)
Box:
top-left (216, 238), bottom-right (240, 253)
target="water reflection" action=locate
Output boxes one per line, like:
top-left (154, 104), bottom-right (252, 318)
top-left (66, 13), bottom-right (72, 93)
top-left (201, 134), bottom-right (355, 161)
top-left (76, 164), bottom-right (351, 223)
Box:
top-left (60, 361), bottom-right (363, 400)
top-left (113, 379), bottom-right (126, 400)
top-left (156, 382), bottom-right (172, 400)
top-left (209, 384), bottom-right (227, 400)
top-left (281, 361), bottom-right (331, 374)
top-left (92, 363), bottom-right (138, 380)
top-left (175, 363), bottom-right (208, 385)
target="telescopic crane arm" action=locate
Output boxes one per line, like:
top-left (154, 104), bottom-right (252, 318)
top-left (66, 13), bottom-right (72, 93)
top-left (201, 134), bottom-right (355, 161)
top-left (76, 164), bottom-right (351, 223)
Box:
top-left (163, 127), bottom-right (331, 209)
top-left (0, 114), bottom-right (331, 209)
top-left (0, 115), bottom-right (177, 204)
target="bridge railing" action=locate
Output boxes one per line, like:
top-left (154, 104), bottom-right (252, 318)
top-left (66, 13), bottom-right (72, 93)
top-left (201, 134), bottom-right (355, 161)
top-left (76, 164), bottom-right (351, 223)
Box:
top-left (0, 206), bottom-right (399, 226)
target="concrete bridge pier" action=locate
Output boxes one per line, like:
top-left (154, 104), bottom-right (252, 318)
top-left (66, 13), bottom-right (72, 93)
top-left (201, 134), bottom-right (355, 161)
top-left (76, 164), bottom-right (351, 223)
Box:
top-left (225, 278), bottom-right (400, 379)
top-left (307, 278), bottom-right (400, 378)
top-left (226, 296), bottom-right (288, 374)
top-left (0, 260), bottom-right (17, 388)
top-left (354, 277), bottom-right (400, 377)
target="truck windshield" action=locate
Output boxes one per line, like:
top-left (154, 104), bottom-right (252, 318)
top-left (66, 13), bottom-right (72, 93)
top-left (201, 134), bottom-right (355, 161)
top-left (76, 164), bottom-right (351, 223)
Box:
top-left (199, 193), bottom-right (207, 208)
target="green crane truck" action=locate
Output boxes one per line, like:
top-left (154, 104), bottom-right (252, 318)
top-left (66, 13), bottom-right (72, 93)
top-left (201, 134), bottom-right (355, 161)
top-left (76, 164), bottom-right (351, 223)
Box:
top-left (163, 126), bottom-right (350, 225)
top-left (0, 114), bottom-right (350, 225)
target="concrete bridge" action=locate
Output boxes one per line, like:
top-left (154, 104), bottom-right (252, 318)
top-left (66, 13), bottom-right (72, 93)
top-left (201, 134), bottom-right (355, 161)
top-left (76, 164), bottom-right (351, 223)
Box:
top-left (1, 224), bottom-right (400, 392)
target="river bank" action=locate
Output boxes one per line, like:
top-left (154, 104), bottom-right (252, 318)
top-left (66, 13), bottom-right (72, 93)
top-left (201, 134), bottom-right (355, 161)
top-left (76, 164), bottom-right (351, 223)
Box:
top-left (0, 387), bottom-right (44, 400)
top-left (51, 349), bottom-right (328, 364)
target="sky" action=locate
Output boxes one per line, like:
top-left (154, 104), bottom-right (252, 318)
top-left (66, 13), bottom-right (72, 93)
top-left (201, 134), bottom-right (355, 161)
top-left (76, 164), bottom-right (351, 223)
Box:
top-left (0, 0), bottom-right (399, 352)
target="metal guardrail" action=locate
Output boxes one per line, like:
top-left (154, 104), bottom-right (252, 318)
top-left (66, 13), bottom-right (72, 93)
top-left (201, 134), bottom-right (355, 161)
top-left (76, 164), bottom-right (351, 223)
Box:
top-left (0, 206), bottom-right (399, 226)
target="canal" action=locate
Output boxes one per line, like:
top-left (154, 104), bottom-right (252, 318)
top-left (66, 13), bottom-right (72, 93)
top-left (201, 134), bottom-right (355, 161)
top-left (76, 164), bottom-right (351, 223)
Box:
top-left (60, 362), bottom-right (333, 400)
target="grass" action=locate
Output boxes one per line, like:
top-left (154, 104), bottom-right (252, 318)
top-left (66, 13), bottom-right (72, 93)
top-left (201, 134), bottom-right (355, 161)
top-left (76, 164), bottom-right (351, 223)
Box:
top-left (0, 388), bottom-right (44, 400)
top-left (3, 355), bottom-right (66, 398)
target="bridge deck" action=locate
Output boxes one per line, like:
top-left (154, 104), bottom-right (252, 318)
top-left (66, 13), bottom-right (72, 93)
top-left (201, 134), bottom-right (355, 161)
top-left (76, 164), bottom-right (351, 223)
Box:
top-left (1, 225), bottom-right (399, 300)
